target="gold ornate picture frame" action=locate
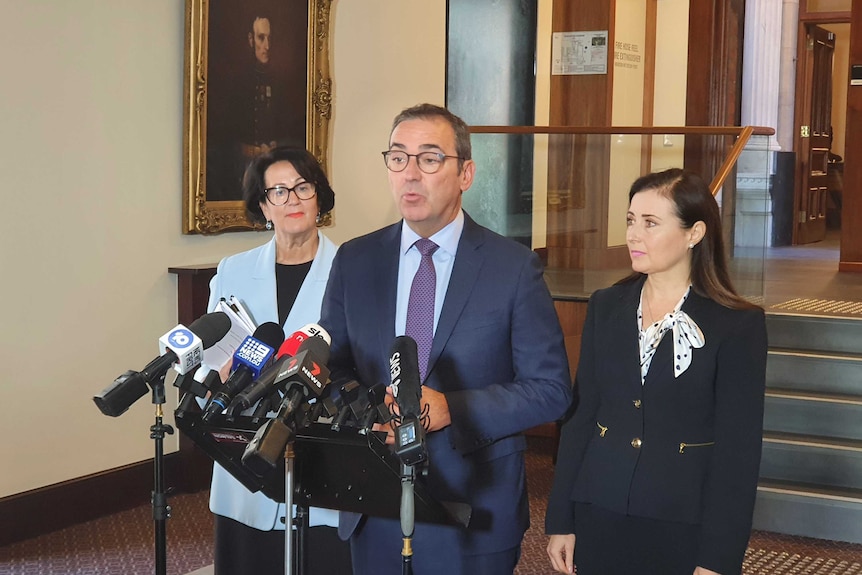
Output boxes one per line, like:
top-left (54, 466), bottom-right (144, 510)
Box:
top-left (182, 0), bottom-right (332, 234)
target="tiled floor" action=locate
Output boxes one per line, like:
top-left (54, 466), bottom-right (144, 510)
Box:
top-left (1, 437), bottom-right (861, 574)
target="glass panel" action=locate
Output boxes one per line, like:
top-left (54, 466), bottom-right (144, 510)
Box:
top-left (467, 130), bottom-right (769, 304)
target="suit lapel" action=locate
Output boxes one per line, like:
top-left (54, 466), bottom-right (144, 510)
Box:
top-left (373, 223), bottom-right (401, 357)
top-left (611, 277), bottom-right (644, 387)
top-left (426, 215), bottom-right (484, 382)
top-left (252, 236), bottom-right (280, 325)
top-left (283, 231), bottom-right (332, 331)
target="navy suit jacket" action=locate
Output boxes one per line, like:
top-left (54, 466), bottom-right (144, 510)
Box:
top-left (320, 212), bottom-right (572, 555)
top-left (546, 276), bottom-right (767, 575)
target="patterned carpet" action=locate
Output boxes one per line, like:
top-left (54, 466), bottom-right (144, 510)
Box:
top-left (1, 437), bottom-right (861, 574)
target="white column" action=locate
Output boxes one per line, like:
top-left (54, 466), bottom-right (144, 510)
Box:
top-left (777, 0), bottom-right (800, 153)
top-left (742, 0), bottom-right (783, 143)
top-left (736, 0), bottom-right (785, 248)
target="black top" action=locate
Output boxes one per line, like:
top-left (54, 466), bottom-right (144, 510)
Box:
top-left (275, 260), bottom-right (313, 327)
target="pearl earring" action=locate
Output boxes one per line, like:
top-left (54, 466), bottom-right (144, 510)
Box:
top-left (266, 220), bottom-right (273, 230)
top-left (689, 243), bottom-right (694, 249)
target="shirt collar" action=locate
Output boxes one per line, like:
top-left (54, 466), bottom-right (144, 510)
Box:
top-left (400, 210), bottom-right (464, 257)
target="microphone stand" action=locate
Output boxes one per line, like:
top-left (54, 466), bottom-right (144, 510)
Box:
top-left (400, 462), bottom-right (416, 575)
top-left (149, 375), bottom-right (174, 575)
top-left (284, 442), bottom-right (294, 575)
top-left (284, 440), bottom-right (311, 575)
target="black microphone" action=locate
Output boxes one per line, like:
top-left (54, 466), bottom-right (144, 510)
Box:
top-left (227, 327), bottom-right (332, 416)
top-left (241, 340), bottom-right (333, 475)
top-left (173, 366), bottom-right (221, 399)
top-left (94, 312), bottom-right (232, 417)
top-left (389, 335), bottom-right (427, 465)
top-left (330, 379), bottom-right (361, 431)
top-left (201, 322), bottom-right (284, 422)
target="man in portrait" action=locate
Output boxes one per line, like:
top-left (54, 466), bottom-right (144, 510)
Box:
top-left (205, 2), bottom-right (308, 203)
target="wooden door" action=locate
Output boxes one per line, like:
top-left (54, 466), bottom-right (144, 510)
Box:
top-left (795, 24), bottom-right (835, 244)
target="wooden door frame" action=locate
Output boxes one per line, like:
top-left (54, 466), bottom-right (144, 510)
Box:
top-left (685, 0), bottom-right (745, 249)
top-left (839, 0), bottom-right (862, 271)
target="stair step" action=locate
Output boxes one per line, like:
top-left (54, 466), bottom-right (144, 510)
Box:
top-left (764, 431), bottom-right (862, 451)
top-left (767, 350), bottom-right (862, 397)
top-left (766, 313), bottom-right (862, 356)
top-left (753, 480), bottom-right (862, 543)
top-left (764, 393), bottom-right (862, 440)
top-left (758, 478), bottom-right (862, 502)
top-left (765, 387), bottom-right (862, 405)
top-left (761, 433), bottom-right (862, 490)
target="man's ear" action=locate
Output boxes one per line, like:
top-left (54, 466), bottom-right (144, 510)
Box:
top-left (459, 159), bottom-right (476, 192)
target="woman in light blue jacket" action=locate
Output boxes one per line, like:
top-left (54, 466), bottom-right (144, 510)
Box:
top-left (207, 147), bottom-right (350, 575)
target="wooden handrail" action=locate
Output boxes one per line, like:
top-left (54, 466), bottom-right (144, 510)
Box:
top-left (708, 125), bottom-right (755, 194)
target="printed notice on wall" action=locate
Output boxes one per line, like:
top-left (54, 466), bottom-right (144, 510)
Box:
top-left (552, 31), bottom-right (608, 75)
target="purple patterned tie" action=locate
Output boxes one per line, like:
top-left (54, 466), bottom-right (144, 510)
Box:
top-left (405, 238), bottom-right (439, 381)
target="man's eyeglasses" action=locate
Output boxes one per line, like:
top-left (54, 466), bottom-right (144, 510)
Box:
top-left (382, 151), bottom-right (462, 174)
top-left (263, 182), bottom-right (317, 205)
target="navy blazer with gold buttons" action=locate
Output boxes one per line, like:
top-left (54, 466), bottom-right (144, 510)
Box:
top-left (546, 275), bottom-right (767, 574)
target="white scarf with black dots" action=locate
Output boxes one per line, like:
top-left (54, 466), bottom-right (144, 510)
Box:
top-left (637, 286), bottom-right (705, 385)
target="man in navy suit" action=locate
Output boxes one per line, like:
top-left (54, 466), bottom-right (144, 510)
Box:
top-left (319, 103), bottom-right (572, 574)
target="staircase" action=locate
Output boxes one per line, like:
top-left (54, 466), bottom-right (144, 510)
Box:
top-left (752, 313), bottom-right (862, 543)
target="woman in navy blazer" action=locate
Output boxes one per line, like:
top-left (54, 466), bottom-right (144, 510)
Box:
top-left (206, 147), bottom-right (350, 575)
top-left (546, 169), bottom-right (767, 575)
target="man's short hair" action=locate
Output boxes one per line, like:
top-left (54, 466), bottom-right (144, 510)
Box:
top-left (391, 104), bottom-right (472, 171)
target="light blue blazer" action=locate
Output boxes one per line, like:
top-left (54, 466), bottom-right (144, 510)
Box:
top-left (206, 230), bottom-right (338, 531)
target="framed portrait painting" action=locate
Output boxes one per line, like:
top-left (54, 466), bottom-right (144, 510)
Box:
top-left (183, 0), bottom-right (332, 234)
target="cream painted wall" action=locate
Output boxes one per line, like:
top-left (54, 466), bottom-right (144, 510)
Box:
top-left (608, 0), bottom-right (648, 247)
top-left (0, 0), bottom-right (444, 499)
top-left (606, 0), bottom-right (689, 247)
top-left (651, 0), bottom-right (689, 168)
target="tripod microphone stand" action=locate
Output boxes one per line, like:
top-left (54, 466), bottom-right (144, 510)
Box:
top-left (149, 376), bottom-right (174, 575)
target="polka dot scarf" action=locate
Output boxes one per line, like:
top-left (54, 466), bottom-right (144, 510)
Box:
top-left (637, 286), bottom-right (705, 385)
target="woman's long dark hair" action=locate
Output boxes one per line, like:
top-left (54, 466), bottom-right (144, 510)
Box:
top-left (617, 168), bottom-right (758, 310)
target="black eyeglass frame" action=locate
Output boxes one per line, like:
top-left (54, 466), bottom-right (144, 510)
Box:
top-left (381, 150), bottom-right (464, 174)
top-left (263, 181), bottom-right (318, 206)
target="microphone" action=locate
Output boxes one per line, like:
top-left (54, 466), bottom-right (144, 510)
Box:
top-left (173, 365), bottom-right (221, 399)
top-left (330, 380), bottom-right (361, 432)
top-left (241, 337), bottom-right (333, 475)
top-left (201, 322), bottom-right (284, 422)
top-left (94, 312), bottom-right (232, 417)
top-left (227, 327), bottom-right (331, 416)
top-left (281, 322), bottom-right (331, 356)
top-left (389, 336), bottom-right (427, 465)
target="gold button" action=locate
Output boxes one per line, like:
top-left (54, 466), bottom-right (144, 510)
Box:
top-left (633, 399), bottom-right (642, 408)
top-left (631, 438), bottom-right (642, 449)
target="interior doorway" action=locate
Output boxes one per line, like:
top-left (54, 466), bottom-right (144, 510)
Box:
top-left (793, 19), bottom-right (850, 246)
top-left (794, 24), bottom-right (834, 245)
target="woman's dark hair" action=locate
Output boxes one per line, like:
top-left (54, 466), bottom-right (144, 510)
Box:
top-left (241, 146), bottom-right (335, 225)
top-left (617, 168), bottom-right (758, 310)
